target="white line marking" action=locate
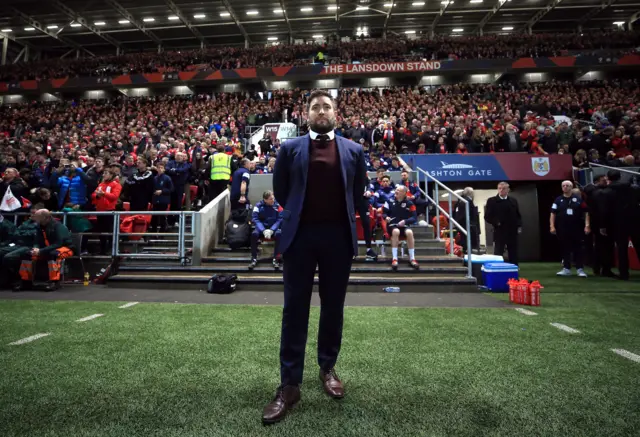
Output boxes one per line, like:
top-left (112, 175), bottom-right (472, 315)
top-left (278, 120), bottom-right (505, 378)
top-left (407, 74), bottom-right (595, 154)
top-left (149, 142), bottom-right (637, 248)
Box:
top-left (9, 333), bottom-right (51, 345)
top-left (550, 323), bottom-right (580, 334)
top-left (76, 314), bottom-right (104, 322)
top-left (515, 308), bottom-right (538, 316)
top-left (611, 349), bottom-right (640, 363)
top-left (118, 302), bottom-right (139, 309)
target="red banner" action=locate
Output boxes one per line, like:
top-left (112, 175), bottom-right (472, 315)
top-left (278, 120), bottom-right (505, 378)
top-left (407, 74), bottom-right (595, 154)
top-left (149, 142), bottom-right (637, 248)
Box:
top-left (321, 61), bottom-right (442, 76)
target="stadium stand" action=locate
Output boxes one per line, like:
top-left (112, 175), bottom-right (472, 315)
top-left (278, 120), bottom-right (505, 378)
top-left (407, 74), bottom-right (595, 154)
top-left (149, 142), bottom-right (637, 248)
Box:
top-left (1, 31), bottom-right (639, 81)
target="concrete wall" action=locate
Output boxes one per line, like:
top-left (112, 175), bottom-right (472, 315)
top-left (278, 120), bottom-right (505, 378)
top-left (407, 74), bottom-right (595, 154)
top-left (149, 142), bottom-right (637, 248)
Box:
top-left (474, 184), bottom-right (541, 262)
top-left (192, 190), bottom-right (230, 265)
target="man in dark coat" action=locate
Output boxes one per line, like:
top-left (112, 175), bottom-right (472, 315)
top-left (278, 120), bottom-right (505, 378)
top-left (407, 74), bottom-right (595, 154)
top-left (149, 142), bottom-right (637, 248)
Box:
top-left (485, 182), bottom-right (522, 265)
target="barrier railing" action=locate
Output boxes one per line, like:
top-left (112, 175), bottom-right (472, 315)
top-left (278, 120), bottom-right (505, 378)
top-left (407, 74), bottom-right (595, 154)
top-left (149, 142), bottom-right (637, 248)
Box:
top-left (4, 210), bottom-right (194, 266)
top-left (415, 167), bottom-right (472, 278)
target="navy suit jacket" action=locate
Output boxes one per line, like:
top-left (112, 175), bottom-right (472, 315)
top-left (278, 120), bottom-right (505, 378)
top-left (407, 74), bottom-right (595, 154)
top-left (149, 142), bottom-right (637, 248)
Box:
top-left (273, 133), bottom-right (367, 256)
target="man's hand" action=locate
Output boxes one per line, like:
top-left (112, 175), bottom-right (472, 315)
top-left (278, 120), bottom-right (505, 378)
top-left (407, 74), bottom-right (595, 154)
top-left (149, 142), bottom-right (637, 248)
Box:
top-left (385, 216), bottom-right (392, 223)
top-left (239, 195), bottom-right (246, 204)
top-left (600, 228), bottom-right (607, 236)
top-left (584, 224), bottom-right (591, 235)
top-left (30, 248), bottom-right (40, 257)
top-left (550, 226), bottom-right (556, 235)
top-left (398, 220), bottom-right (406, 227)
top-left (154, 190), bottom-right (162, 196)
top-left (364, 191), bottom-right (372, 198)
top-left (517, 227), bottom-right (523, 234)
top-left (263, 229), bottom-right (273, 239)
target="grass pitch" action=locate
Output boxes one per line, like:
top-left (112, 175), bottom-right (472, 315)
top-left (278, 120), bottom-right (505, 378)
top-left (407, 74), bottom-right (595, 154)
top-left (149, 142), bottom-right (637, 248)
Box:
top-left (0, 263), bottom-right (639, 437)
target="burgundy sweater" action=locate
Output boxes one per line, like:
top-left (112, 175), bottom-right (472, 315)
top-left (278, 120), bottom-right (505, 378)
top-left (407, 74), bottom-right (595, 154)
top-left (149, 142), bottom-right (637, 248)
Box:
top-left (300, 138), bottom-right (347, 224)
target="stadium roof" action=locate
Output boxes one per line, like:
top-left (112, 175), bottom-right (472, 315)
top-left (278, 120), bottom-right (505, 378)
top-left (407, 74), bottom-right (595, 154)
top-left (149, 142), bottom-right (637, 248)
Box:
top-left (0, 0), bottom-right (638, 57)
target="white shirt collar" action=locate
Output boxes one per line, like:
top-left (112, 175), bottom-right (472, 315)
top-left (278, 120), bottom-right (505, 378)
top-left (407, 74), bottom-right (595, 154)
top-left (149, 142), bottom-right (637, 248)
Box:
top-left (309, 129), bottom-right (335, 141)
top-left (499, 195), bottom-right (508, 200)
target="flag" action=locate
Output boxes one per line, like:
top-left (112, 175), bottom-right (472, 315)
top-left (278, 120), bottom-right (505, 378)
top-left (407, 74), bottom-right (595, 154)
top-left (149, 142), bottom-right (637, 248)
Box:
top-left (21, 196), bottom-right (32, 209)
top-left (0, 187), bottom-right (21, 211)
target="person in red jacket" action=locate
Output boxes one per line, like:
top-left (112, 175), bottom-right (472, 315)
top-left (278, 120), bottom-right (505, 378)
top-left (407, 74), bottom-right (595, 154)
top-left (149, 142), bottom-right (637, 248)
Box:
top-left (91, 169), bottom-right (122, 255)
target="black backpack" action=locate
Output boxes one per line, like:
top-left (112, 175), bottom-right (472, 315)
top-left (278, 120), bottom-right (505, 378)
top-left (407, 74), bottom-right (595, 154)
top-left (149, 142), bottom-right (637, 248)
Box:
top-left (225, 208), bottom-right (251, 249)
top-left (207, 274), bottom-right (238, 294)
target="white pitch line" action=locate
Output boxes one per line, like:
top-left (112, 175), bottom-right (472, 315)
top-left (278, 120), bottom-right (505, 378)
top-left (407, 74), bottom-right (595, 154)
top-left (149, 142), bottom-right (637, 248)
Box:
top-left (118, 302), bottom-right (139, 309)
top-left (9, 333), bottom-right (51, 345)
top-left (76, 314), bottom-right (104, 322)
top-left (515, 308), bottom-right (538, 316)
top-left (550, 323), bottom-right (580, 334)
top-left (611, 349), bottom-right (640, 363)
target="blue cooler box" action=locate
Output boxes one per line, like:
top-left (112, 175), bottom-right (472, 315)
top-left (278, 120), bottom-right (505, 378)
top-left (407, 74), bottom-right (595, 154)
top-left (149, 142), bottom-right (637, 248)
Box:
top-left (464, 255), bottom-right (504, 285)
top-left (481, 262), bottom-right (519, 292)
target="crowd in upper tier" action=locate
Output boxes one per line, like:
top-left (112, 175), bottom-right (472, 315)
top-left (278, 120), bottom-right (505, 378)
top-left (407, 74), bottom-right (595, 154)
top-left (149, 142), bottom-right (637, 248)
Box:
top-left (0, 31), bottom-right (638, 81)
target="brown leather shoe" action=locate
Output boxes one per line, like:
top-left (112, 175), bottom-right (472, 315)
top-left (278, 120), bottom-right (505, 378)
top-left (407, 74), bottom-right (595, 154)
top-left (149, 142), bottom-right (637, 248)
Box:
top-left (262, 385), bottom-right (300, 425)
top-left (319, 368), bottom-right (344, 399)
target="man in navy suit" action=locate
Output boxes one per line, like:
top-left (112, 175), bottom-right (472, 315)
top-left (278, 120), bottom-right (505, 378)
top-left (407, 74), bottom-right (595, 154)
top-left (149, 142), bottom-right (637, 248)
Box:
top-left (262, 90), bottom-right (367, 424)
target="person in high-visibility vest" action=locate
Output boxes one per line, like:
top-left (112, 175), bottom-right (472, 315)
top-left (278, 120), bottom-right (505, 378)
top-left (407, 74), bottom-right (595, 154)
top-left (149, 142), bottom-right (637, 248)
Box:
top-left (206, 145), bottom-right (233, 202)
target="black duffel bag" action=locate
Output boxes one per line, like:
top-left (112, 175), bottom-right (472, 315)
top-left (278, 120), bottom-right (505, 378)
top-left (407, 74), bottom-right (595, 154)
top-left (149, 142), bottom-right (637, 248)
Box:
top-left (207, 274), bottom-right (238, 294)
top-left (225, 208), bottom-right (251, 249)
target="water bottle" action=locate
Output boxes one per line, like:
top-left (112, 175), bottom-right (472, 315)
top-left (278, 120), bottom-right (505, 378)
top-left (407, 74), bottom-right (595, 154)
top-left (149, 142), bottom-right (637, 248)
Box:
top-left (84, 272), bottom-right (90, 286)
top-left (384, 287), bottom-right (400, 293)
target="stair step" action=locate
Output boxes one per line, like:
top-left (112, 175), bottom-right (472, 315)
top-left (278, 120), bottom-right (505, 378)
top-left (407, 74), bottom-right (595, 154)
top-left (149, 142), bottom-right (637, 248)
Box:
top-left (201, 255), bottom-right (463, 265)
top-left (108, 273), bottom-right (477, 293)
top-left (119, 265), bottom-right (468, 275)
top-left (212, 246), bottom-right (446, 256)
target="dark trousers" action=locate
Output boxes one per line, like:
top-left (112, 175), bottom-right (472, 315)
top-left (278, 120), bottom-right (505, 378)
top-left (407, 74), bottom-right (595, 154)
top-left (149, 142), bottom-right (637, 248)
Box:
top-left (208, 180), bottom-right (228, 203)
top-left (460, 224), bottom-right (479, 253)
top-left (558, 229), bottom-right (584, 270)
top-left (614, 229), bottom-right (640, 279)
top-left (593, 231), bottom-right (614, 274)
top-left (494, 230), bottom-right (519, 266)
top-left (251, 229), bottom-right (281, 260)
top-left (150, 203), bottom-right (169, 233)
top-left (169, 185), bottom-right (184, 225)
top-left (96, 215), bottom-right (114, 255)
top-left (280, 222), bottom-right (354, 387)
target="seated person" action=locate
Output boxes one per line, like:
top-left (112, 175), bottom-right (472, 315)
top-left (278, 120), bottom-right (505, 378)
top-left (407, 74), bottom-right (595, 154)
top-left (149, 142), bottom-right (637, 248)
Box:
top-left (0, 205), bottom-right (42, 289)
top-left (382, 186), bottom-right (420, 270)
top-left (368, 168), bottom-right (394, 194)
top-left (398, 170), bottom-right (427, 216)
top-left (5, 209), bottom-right (76, 292)
top-left (372, 176), bottom-right (396, 210)
top-left (249, 190), bottom-right (283, 270)
top-left (388, 157), bottom-right (404, 172)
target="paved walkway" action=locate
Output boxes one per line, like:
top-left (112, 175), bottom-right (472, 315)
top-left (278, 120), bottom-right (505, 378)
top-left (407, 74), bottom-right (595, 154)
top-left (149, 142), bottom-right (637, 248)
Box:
top-left (0, 285), bottom-right (509, 308)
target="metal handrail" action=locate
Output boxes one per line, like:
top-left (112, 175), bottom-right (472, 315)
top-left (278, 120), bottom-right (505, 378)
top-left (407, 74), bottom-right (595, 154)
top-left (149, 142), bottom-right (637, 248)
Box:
top-left (415, 166), bottom-right (472, 278)
top-left (589, 162), bottom-right (640, 177)
top-left (3, 210), bottom-right (194, 265)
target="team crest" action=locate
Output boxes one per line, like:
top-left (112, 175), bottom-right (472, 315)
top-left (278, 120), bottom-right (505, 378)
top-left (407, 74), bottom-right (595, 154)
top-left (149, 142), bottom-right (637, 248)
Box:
top-left (532, 157), bottom-right (550, 177)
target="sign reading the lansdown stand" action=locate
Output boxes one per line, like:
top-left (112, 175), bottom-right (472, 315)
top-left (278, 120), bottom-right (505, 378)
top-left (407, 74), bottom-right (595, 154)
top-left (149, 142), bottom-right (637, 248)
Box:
top-left (321, 61), bottom-right (442, 75)
top-left (399, 154), bottom-right (573, 182)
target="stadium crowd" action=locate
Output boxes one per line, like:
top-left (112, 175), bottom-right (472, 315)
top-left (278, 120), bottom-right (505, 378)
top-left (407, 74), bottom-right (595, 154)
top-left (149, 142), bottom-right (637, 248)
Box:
top-left (0, 80), bottom-right (638, 279)
top-left (0, 31), bottom-right (638, 81)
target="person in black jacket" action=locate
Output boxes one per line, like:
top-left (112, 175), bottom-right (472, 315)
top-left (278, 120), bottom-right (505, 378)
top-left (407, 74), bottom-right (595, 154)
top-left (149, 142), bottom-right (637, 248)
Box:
top-left (484, 182), bottom-right (522, 265)
top-left (454, 187), bottom-right (480, 253)
top-left (584, 175), bottom-right (614, 276)
top-left (124, 156), bottom-right (155, 212)
top-left (601, 170), bottom-right (640, 280)
top-left (150, 162), bottom-right (174, 233)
